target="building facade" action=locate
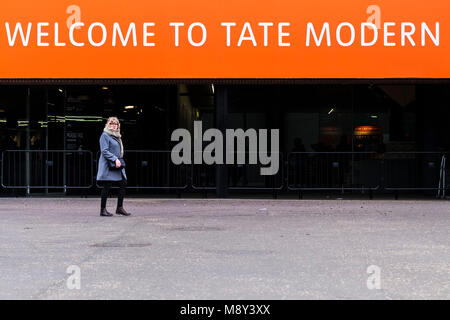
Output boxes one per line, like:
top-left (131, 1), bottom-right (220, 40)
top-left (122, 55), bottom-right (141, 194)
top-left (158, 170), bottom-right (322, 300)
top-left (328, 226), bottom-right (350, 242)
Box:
top-left (1, 1), bottom-right (450, 198)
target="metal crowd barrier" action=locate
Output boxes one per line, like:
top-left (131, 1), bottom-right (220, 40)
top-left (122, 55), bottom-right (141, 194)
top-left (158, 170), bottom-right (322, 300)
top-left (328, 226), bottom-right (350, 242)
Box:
top-left (287, 152), bottom-right (381, 191)
top-left (437, 155), bottom-right (447, 198)
top-left (191, 162), bottom-right (216, 190)
top-left (383, 152), bottom-right (449, 191)
top-left (1, 150), bottom-right (450, 195)
top-left (228, 152), bottom-right (283, 191)
top-left (95, 150), bottom-right (189, 189)
top-left (191, 152), bottom-right (284, 191)
top-left (1, 150), bottom-right (93, 191)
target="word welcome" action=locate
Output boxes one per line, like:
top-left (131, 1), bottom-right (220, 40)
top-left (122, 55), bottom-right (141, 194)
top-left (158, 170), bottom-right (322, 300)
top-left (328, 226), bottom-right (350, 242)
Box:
top-left (171, 121), bottom-right (280, 176)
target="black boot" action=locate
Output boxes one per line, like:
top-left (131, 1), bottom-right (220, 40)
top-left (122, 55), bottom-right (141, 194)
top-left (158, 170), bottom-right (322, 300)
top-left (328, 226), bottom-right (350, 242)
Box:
top-left (116, 207), bottom-right (131, 216)
top-left (100, 208), bottom-right (113, 217)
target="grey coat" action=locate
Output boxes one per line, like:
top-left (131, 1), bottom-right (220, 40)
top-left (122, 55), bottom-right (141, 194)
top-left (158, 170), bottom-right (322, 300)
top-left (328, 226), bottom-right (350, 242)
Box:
top-left (96, 132), bottom-right (127, 181)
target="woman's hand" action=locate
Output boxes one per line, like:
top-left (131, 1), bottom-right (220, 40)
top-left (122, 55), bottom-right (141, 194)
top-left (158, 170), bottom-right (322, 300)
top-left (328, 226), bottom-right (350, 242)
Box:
top-left (115, 159), bottom-right (121, 168)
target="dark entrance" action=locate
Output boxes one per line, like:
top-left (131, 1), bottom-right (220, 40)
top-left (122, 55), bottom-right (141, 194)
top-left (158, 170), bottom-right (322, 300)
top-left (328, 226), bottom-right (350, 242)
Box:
top-left (1, 83), bottom-right (449, 198)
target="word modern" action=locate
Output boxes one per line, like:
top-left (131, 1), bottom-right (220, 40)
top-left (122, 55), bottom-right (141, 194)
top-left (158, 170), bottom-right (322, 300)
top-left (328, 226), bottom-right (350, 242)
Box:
top-left (171, 121), bottom-right (280, 176)
top-left (306, 22), bottom-right (439, 47)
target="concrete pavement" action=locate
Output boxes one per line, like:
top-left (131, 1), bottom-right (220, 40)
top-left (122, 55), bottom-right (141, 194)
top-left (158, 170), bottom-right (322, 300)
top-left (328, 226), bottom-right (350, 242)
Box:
top-left (0, 198), bottom-right (449, 299)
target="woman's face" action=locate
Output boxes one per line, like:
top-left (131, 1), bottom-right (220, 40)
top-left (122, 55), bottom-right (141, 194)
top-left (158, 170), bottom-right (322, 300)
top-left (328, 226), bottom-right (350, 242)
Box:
top-left (108, 119), bottom-right (119, 130)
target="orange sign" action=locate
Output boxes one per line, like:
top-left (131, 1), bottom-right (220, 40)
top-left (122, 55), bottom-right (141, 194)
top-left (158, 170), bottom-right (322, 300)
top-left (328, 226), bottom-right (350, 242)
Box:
top-left (0, 0), bottom-right (449, 78)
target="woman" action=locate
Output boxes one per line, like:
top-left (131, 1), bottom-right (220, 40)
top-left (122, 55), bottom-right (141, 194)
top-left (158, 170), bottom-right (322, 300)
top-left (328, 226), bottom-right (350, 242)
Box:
top-left (97, 117), bottom-right (131, 216)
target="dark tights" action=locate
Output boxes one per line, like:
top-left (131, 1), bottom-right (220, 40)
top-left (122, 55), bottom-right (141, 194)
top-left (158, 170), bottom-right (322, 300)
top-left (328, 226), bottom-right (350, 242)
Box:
top-left (100, 179), bottom-right (127, 209)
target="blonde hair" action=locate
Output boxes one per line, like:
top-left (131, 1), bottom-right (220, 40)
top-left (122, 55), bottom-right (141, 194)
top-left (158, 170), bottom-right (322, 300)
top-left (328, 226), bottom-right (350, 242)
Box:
top-left (105, 117), bottom-right (120, 130)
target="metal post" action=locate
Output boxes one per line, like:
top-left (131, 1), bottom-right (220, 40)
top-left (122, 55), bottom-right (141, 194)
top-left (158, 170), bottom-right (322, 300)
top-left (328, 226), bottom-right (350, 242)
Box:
top-left (215, 85), bottom-right (228, 198)
top-left (45, 88), bottom-right (49, 195)
top-left (351, 85), bottom-right (355, 192)
top-left (63, 88), bottom-right (67, 195)
top-left (443, 156), bottom-right (446, 198)
top-left (26, 88), bottom-right (31, 196)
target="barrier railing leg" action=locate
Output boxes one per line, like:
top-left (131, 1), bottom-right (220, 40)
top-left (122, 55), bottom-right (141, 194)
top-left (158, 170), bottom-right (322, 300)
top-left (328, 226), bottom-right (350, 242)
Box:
top-left (394, 190), bottom-right (399, 200)
top-left (298, 190), bottom-right (303, 200)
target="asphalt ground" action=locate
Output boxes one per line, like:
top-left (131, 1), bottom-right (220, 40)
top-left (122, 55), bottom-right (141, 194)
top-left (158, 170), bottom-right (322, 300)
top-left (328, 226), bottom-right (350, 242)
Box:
top-left (0, 198), bottom-right (449, 300)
